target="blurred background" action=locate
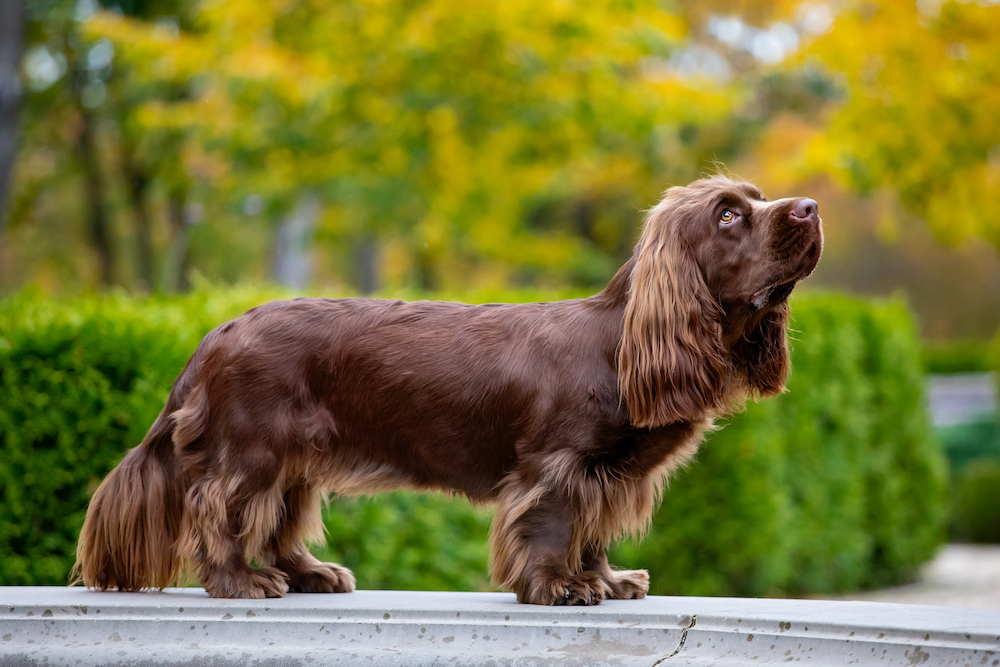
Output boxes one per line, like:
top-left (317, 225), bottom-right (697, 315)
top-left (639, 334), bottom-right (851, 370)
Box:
top-left (1, 0), bottom-right (999, 605)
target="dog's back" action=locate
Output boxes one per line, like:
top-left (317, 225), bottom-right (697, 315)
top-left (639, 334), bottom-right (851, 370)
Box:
top-left (172, 296), bottom-right (627, 501)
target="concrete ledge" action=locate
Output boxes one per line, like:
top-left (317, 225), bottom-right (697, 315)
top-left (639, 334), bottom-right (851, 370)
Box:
top-left (1, 587), bottom-right (998, 665)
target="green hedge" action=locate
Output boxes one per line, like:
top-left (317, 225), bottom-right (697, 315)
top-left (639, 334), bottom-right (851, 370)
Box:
top-left (922, 338), bottom-right (993, 374)
top-left (0, 288), bottom-right (947, 594)
top-left (0, 289), bottom-right (285, 585)
top-left (951, 459), bottom-right (1000, 544)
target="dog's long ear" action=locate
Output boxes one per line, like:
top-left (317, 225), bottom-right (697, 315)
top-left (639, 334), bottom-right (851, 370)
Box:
top-left (617, 197), bottom-right (729, 428)
top-left (734, 301), bottom-right (791, 398)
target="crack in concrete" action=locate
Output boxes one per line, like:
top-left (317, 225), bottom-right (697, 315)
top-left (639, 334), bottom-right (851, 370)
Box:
top-left (650, 615), bottom-right (697, 665)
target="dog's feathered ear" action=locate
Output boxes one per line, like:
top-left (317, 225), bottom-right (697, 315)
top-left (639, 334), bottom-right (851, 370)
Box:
top-left (617, 197), bottom-right (729, 428)
top-left (734, 301), bottom-right (791, 398)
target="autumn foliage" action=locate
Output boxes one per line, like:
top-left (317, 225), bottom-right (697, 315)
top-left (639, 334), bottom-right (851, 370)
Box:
top-left (7, 0), bottom-right (1000, 300)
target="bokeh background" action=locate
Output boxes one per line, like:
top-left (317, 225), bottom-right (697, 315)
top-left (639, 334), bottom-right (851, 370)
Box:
top-left (1, 0), bottom-right (999, 602)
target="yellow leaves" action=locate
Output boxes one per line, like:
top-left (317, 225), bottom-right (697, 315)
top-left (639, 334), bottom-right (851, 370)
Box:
top-left (415, 213), bottom-right (449, 256)
top-left (643, 77), bottom-right (736, 123)
top-left (788, 0), bottom-right (1000, 248)
top-left (926, 161), bottom-right (1000, 247)
top-left (380, 145), bottom-right (407, 176)
top-left (86, 12), bottom-right (208, 82)
top-left (747, 112), bottom-right (819, 185)
top-left (91, 6), bottom-right (339, 102)
top-left (425, 105), bottom-right (470, 216)
top-left (263, 148), bottom-right (304, 194)
top-left (196, 0), bottom-right (280, 44)
top-left (182, 140), bottom-right (231, 185)
top-left (639, 12), bottom-right (687, 40)
top-left (83, 0), bottom-right (749, 288)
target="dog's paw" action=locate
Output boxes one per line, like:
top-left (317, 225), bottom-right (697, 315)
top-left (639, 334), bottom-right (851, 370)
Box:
top-left (245, 566), bottom-right (291, 598)
top-left (285, 559), bottom-right (356, 594)
top-left (606, 568), bottom-right (649, 600)
top-left (204, 566), bottom-right (289, 599)
top-left (522, 571), bottom-right (612, 606)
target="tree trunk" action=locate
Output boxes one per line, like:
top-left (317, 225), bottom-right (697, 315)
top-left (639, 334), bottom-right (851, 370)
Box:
top-left (162, 189), bottom-right (192, 293)
top-left (122, 145), bottom-right (155, 291)
top-left (272, 192), bottom-right (320, 290)
top-left (356, 234), bottom-right (379, 295)
top-left (415, 245), bottom-right (438, 292)
top-left (75, 105), bottom-right (116, 287)
top-left (0, 0), bottom-right (24, 290)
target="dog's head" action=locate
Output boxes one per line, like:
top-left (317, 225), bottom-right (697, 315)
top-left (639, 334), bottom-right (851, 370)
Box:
top-left (618, 175), bottom-right (823, 428)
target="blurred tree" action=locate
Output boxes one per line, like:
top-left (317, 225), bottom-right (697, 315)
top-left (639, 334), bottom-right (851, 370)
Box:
top-left (26, 0), bottom-right (995, 299)
top-left (669, 0), bottom-right (1000, 339)
top-left (5, 0), bottom-right (199, 293)
top-left (801, 1), bottom-right (1000, 249)
top-left (12, 0), bottom-right (119, 287)
top-left (81, 0), bottom-right (741, 292)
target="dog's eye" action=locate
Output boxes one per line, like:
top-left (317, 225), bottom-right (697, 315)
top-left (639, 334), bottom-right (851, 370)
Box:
top-left (720, 209), bottom-right (735, 224)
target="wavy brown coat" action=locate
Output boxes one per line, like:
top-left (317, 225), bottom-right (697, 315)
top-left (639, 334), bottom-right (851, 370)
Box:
top-left (73, 175), bottom-right (823, 605)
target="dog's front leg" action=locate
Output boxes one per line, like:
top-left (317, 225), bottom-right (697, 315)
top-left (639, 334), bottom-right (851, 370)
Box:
top-left (489, 483), bottom-right (612, 605)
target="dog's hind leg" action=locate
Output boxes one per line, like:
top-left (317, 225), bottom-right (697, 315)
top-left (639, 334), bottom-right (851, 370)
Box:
top-left (179, 449), bottom-right (290, 599)
top-left (581, 542), bottom-right (649, 600)
top-left (268, 484), bottom-right (355, 593)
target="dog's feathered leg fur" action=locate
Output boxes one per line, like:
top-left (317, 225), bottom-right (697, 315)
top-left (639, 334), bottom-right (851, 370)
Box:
top-left (581, 542), bottom-right (649, 600)
top-left (489, 471), bottom-right (613, 605)
top-left (173, 383), bottom-right (290, 599)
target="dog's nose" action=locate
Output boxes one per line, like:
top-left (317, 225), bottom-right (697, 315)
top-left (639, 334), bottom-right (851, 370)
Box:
top-left (791, 198), bottom-right (819, 223)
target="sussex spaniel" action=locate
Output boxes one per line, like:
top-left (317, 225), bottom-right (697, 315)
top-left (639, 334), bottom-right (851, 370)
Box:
top-left (74, 175), bottom-right (822, 605)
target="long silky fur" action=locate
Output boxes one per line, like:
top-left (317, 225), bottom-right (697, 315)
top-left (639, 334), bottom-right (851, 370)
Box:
top-left (71, 412), bottom-right (187, 591)
top-left (734, 301), bottom-right (792, 398)
top-left (618, 186), bottom-right (730, 428)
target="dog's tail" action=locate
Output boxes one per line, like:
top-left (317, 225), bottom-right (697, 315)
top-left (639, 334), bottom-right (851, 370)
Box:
top-left (71, 405), bottom-right (188, 591)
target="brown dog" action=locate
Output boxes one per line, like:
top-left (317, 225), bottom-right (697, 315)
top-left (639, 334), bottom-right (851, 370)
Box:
top-left (73, 175), bottom-right (822, 605)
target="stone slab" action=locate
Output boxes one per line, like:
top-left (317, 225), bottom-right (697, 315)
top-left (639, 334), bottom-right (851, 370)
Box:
top-left (1, 587), bottom-right (998, 665)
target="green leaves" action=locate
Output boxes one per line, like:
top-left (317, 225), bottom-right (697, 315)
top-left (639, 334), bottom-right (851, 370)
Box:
top-left (314, 492), bottom-right (493, 593)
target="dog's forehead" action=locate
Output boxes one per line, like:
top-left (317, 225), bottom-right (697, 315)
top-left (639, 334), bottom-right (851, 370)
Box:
top-left (729, 182), bottom-right (765, 202)
top-left (740, 183), bottom-right (766, 201)
top-left (702, 179), bottom-right (765, 205)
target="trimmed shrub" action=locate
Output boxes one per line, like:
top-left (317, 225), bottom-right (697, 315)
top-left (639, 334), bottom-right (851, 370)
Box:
top-left (951, 459), bottom-right (1000, 544)
top-left (0, 289), bottom-right (283, 585)
top-left (0, 288), bottom-right (947, 595)
top-left (936, 420), bottom-right (1000, 478)
top-left (922, 339), bottom-right (992, 374)
top-left (856, 298), bottom-right (949, 587)
top-left (312, 492), bottom-right (492, 592)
